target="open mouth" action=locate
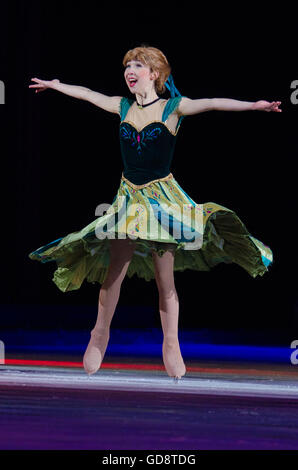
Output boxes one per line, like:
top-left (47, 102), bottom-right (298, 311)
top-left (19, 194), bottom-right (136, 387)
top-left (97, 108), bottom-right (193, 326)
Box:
top-left (128, 78), bottom-right (138, 87)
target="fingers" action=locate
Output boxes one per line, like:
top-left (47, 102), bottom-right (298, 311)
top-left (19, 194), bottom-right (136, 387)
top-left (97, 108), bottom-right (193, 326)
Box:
top-left (29, 78), bottom-right (46, 93)
top-left (270, 101), bottom-right (282, 112)
top-left (274, 101), bottom-right (282, 112)
top-left (29, 80), bottom-right (41, 88)
top-left (29, 85), bottom-right (45, 94)
top-left (260, 100), bottom-right (282, 112)
top-left (29, 78), bottom-right (44, 88)
top-left (29, 78), bottom-right (41, 84)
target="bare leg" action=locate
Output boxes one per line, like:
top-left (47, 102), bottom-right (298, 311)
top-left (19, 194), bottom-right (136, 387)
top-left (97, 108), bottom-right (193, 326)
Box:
top-left (83, 238), bottom-right (136, 375)
top-left (152, 248), bottom-right (186, 379)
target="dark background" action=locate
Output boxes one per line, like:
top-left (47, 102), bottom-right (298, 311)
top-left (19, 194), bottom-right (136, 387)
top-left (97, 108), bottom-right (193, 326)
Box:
top-left (1, 2), bottom-right (297, 342)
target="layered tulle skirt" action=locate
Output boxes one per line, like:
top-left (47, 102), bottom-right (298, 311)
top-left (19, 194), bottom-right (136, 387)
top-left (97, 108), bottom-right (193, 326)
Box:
top-left (28, 173), bottom-right (273, 292)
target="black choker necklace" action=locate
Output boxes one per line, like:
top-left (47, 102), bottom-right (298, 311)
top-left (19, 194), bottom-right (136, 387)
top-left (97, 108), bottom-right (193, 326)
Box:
top-left (136, 97), bottom-right (160, 109)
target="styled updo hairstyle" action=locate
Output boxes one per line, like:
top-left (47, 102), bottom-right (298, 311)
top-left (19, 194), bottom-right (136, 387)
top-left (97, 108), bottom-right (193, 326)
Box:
top-left (122, 44), bottom-right (171, 95)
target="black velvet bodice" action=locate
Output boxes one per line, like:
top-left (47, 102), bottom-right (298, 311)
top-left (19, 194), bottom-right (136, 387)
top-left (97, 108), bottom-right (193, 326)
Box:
top-left (119, 121), bottom-right (178, 185)
top-left (119, 97), bottom-right (184, 185)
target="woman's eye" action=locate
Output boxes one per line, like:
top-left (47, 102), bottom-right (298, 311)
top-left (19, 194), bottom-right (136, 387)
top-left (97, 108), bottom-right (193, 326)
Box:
top-left (125, 63), bottom-right (143, 69)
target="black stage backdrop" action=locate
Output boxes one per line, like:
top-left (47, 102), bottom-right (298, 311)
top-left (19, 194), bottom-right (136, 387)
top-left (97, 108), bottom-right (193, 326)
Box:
top-left (1, 2), bottom-right (297, 336)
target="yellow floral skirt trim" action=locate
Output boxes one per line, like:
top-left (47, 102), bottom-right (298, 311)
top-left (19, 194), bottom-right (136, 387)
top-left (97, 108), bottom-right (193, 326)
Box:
top-left (120, 172), bottom-right (174, 189)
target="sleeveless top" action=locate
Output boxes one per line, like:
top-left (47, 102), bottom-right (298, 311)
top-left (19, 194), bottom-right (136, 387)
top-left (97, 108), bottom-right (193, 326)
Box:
top-left (118, 96), bottom-right (185, 185)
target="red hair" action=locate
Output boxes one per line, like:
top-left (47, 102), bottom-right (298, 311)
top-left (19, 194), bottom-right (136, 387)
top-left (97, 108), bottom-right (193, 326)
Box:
top-left (123, 45), bottom-right (171, 94)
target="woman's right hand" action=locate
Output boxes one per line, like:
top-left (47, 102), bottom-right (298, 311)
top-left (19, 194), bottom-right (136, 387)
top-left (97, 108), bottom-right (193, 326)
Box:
top-left (29, 78), bottom-right (60, 93)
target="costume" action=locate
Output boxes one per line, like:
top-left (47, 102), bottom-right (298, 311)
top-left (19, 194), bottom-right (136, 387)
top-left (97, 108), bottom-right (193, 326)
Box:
top-left (28, 92), bottom-right (273, 292)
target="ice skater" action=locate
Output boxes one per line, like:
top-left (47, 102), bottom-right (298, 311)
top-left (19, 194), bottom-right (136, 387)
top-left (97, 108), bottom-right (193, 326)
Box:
top-left (29, 45), bottom-right (281, 380)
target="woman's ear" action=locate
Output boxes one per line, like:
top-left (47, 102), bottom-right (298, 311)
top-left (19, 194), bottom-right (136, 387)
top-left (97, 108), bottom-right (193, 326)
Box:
top-left (150, 70), bottom-right (159, 81)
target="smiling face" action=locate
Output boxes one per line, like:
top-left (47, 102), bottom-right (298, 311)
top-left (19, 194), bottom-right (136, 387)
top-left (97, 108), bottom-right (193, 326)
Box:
top-left (124, 60), bottom-right (158, 95)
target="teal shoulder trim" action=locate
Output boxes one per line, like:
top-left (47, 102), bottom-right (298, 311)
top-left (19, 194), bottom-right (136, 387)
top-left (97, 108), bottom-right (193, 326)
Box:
top-left (119, 97), bottom-right (134, 121)
top-left (162, 96), bottom-right (184, 122)
top-left (162, 96), bottom-right (186, 132)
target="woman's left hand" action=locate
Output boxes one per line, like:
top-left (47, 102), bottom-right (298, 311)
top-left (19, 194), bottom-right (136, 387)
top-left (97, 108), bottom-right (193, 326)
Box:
top-left (252, 100), bottom-right (282, 112)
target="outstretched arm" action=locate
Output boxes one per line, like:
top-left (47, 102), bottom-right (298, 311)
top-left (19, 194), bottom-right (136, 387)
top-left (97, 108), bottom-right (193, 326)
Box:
top-left (29, 78), bottom-right (122, 114)
top-left (178, 97), bottom-right (282, 115)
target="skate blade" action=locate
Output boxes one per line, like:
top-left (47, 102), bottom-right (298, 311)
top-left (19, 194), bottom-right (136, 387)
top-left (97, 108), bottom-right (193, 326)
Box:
top-left (173, 376), bottom-right (181, 383)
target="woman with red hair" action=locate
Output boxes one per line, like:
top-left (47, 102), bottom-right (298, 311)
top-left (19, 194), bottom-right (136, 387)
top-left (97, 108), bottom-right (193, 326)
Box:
top-left (29, 45), bottom-right (281, 381)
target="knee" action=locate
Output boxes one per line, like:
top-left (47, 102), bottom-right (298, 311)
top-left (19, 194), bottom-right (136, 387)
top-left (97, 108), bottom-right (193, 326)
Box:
top-left (103, 263), bottom-right (128, 289)
top-left (104, 270), bottom-right (124, 289)
top-left (156, 281), bottom-right (177, 300)
top-left (105, 251), bottom-right (134, 287)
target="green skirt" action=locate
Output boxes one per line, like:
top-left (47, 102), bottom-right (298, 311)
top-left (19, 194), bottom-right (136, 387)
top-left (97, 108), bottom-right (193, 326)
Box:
top-left (28, 173), bottom-right (273, 292)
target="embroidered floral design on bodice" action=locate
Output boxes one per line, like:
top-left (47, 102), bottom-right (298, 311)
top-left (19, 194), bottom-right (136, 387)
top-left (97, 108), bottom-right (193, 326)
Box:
top-left (120, 124), bottom-right (162, 155)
